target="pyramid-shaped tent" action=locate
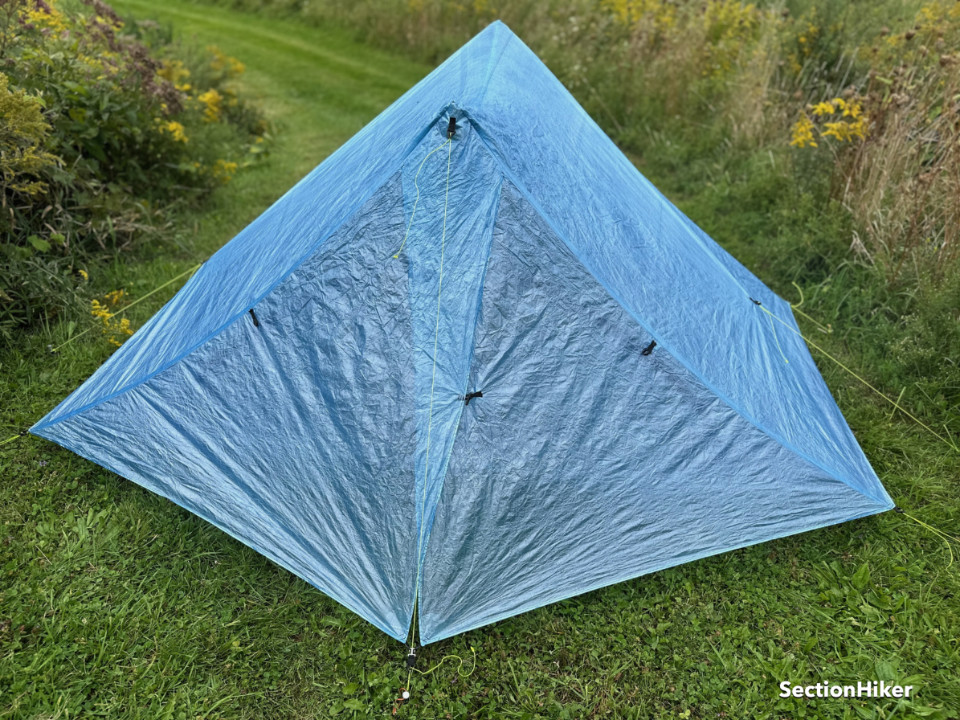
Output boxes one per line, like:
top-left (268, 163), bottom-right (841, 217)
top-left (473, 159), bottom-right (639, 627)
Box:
top-left (32, 21), bottom-right (894, 644)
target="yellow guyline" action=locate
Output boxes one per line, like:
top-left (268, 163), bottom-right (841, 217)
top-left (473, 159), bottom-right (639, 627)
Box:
top-left (754, 287), bottom-right (960, 557)
top-left (756, 300), bottom-right (958, 453)
top-left (390, 136), bottom-right (454, 659)
top-left (0, 262), bottom-right (202, 448)
top-left (49, 262), bottom-right (203, 354)
top-left (391, 135), bottom-right (481, 704)
top-left (386, 135), bottom-right (454, 702)
top-left (392, 139), bottom-right (453, 261)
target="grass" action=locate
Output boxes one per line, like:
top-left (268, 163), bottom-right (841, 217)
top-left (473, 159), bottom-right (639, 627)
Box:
top-left (2, 1), bottom-right (959, 718)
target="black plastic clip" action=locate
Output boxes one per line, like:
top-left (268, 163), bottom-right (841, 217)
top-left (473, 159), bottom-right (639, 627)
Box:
top-left (447, 116), bottom-right (457, 139)
top-left (405, 649), bottom-right (417, 668)
top-left (249, 309), bottom-right (260, 328)
top-left (18, 430), bottom-right (27, 437)
top-left (750, 297), bottom-right (762, 306)
top-left (47, 344), bottom-right (58, 355)
top-left (894, 506), bottom-right (905, 514)
top-left (464, 390), bottom-right (483, 406)
top-left (641, 340), bottom-right (657, 356)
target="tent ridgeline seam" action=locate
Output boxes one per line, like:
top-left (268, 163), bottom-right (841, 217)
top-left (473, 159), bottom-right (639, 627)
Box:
top-left (475, 23), bottom-right (513, 110)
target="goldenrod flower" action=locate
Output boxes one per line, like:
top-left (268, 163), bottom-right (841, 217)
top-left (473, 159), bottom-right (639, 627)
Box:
top-left (850, 116), bottom-right (868, 139)
top-left (790, 114), bottom-right (818, 148)
top-left (822, 121), bottom-right (854, 142)
top-left (198, 89), bottom-right (223, 123)
top-left (811, 101), bottom-right (836, 116)
top-left (160, 121), bottom-right (189, 143)
top-left (842, 101), bottom-right (863, 119)
top-left (92, 291), bottom-right (134, 346)
top-left (158, 60), bottom-right (191, 87)
top-left (211, 159), bottom-right (239, 183)
top-left (23, 2), bottom-right (69, 34)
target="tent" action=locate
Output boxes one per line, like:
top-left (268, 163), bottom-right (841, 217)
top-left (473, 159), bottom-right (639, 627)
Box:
top-left (32, 21), bottom-right (894, 646)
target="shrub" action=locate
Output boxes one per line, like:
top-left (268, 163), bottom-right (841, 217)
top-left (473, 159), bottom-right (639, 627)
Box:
top-left (0, 0), bottom-right (267, 345)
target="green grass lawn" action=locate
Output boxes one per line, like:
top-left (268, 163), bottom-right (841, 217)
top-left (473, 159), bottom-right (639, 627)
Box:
top-left (2, 2), bottom-right (959, 718)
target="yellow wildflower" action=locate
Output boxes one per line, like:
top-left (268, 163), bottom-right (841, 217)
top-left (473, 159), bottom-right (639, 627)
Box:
top-left (23, 2), bottom-right (69, 34)
top-left (810, 101), bottom-right (836, 116)
top-left (90, 299), bottom-right (113, 327)
top-left (160, 121), bottom-right (189, 143)
top-left (197, 89), bottom-right (223, 123)
top-left (848, 115), bottom-right (868, 140)
top-left (842, 100), bottom-right (862, 119)
top-left (92, 292), bottom-right (134, 346)
top-left (822, 121), bottom-right (854, 142)
top-left (78, 269), bottom-right (88, 281)
top-left (602, 0), bottom-right (677, 33)
top-left (207, 46), bottom-right (246, 77)
top-left (790, 114), bottom-right (817, 148)
top-left (158, 60), bottom-right (191, 87)
top-left (211, 159), bottom-right (239, 183)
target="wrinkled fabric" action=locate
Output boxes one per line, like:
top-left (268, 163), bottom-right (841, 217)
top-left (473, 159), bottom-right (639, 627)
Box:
top-left (34, 21), bottom-right (893, 644)
top-left (418, 182), bottom-right (890, 643)
top-left (37, 178), bottom-right (417, 639)
top-left (401, 117), bottom-right (502, 611)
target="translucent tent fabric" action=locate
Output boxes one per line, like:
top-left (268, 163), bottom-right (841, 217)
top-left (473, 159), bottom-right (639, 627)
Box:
top-left (33, 21), bottom-right (893, 645)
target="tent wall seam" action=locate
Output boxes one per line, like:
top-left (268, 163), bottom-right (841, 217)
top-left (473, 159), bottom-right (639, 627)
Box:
top-left (475, 29), bottom-right (513, 110)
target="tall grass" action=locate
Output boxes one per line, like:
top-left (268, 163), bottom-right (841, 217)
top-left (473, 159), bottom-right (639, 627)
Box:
top-left (184, 0), bottom-right (956, 280)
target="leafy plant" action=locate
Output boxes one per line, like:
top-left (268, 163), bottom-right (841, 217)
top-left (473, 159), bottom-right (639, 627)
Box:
top-left (0, 0), bottom-right (268, 344)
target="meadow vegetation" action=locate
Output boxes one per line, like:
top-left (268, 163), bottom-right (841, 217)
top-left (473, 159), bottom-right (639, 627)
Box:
top-left (1, 0), bottom-right (958, 717)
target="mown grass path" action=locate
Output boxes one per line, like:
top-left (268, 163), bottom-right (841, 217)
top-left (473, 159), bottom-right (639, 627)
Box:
top-left (114, 0), bottom-right (429, 260)
top-left (1, 2), bottom-right (958, 719)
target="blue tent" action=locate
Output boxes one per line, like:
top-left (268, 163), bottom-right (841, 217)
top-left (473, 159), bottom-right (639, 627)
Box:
top-left (32, 21), bottom-right (893, 645)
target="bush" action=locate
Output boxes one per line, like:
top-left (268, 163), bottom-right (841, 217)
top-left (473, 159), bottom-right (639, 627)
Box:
top-left (0, 0), bottom-right (267, 344)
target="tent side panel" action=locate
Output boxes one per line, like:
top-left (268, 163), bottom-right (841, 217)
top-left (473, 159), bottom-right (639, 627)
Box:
top-left (34, 176), bottom-right (418, 641)
top-left (418, 182), bottom-right (891, 644)
top-left (33, 25), bottom-right (515, 429)
top-left (470, 31), bottom-right (890, 505)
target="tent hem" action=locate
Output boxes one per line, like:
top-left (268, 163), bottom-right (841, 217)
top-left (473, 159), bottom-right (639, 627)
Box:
top-left (420, 501), bottom-right (893, 645)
